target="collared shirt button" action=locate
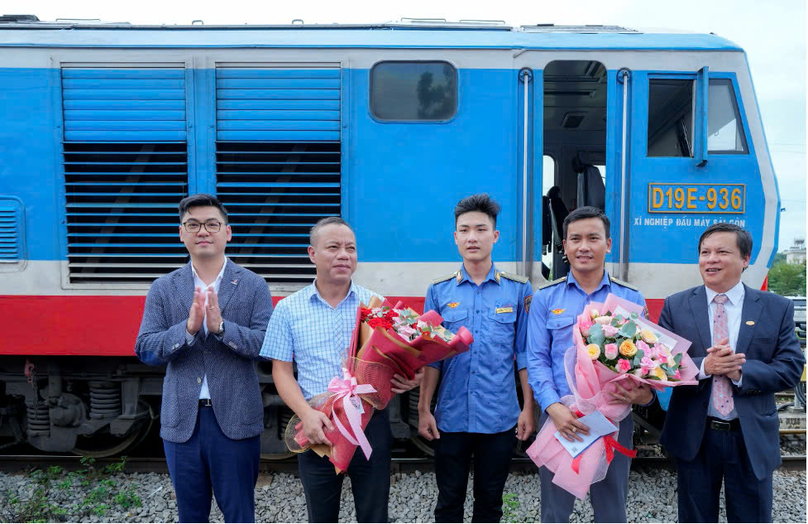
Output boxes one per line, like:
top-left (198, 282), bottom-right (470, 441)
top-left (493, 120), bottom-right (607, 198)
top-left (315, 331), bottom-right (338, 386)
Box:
top-left (197, 377), bottom-right (202, 384)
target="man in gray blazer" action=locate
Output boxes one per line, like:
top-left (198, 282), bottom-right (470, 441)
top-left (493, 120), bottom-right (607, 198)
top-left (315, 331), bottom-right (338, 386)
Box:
top-left (135, 194), bottom-right (273, 523)
top-left (658, 223), bottom-right (804, 523)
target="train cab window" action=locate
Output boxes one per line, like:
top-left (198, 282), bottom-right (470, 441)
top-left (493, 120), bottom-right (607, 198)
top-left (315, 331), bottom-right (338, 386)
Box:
top-left (370, 61), bottom-right (457, 121)
top-left (708, 79), bottom-right (748, 153)
top-left (648, 79), bottom-right (695, 157)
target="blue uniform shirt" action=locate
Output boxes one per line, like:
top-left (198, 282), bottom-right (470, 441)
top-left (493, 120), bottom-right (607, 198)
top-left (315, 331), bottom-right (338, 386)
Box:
top-left (527, 271), bottom-right (646, 411)
top-left (425, 263), bottom-right (533, 434)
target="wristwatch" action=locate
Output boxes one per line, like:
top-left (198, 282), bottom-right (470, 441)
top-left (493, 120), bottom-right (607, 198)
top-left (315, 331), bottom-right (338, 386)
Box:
top-left (216, 320), bottom-right (225, 336)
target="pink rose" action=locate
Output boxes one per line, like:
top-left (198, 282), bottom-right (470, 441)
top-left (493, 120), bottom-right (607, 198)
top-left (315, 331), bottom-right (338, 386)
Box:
top-left (617, 358), bottom-right (632, 373)
top-left (640, 356), bottom-right (656, 375)
top-left (602, 324), bottom-right (618, 338)
top-left (579, 318), bottom-right (593, 337)
top-left (636, 340), bottom-right (652, 355)
top-left (604, 343), bottom-right (619, 360)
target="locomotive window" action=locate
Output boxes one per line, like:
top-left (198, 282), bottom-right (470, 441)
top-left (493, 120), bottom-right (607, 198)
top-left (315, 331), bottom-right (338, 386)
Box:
top-left (707, 79), bottom-right (748, 153)
top-left (647, 79), bottom-right (695, 157)
top-left (370, 61), bottom-right (457, 121)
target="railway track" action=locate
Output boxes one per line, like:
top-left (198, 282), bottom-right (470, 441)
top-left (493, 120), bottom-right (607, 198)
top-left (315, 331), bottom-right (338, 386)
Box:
top-left (1, 453), bottom-right (804, 475)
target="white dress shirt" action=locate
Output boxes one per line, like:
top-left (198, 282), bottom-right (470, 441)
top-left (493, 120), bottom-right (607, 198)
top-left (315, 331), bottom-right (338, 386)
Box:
top-left (186, 258), bottom-right (228, 400)
top-left (699, 280), bottom-right (744, 420)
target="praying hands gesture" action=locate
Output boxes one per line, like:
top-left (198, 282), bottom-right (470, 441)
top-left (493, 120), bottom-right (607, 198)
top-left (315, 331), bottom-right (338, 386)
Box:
top-left (186, 286), bottom-right (223, 335)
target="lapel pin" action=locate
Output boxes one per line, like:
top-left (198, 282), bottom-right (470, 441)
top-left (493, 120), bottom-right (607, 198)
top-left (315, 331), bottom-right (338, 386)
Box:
top-left (745, 320), bottom-right (755, 326)
top-left (231, 279), bottom-right (238, 285)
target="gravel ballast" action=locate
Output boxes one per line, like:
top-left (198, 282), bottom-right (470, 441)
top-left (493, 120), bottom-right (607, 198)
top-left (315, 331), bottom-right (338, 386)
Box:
top-left (1, 466), bottom-right (805, 523)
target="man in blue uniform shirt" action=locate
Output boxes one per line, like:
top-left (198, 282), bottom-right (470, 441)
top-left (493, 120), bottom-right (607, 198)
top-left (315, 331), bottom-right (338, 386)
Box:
top-left (527, 206), bottom-right (654, 523)
top-left (418, 194), bottom-right (535, 523)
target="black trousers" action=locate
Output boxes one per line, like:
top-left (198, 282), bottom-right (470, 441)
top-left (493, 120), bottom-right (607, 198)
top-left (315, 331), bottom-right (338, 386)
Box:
top-left (434, 428), bottom-right (516, 523)
top-left (676, 423), bottom-right (773, 523)
top-left (297, 408), bottom-right (391, 523)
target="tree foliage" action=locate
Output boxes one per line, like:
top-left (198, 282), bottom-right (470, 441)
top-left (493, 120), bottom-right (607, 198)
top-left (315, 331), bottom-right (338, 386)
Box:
top-left (768, 260), bottom-right (806, 297)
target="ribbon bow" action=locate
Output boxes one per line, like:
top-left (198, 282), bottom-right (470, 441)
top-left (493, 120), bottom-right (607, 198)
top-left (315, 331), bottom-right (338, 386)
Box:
top-left (327, 367), bottom-right (377, 460)
top-left (569, 410), bottom-right (636, 474)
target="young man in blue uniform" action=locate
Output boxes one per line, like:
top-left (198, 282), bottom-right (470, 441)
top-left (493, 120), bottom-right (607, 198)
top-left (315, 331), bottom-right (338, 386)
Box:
top-left (527, 206), bottom-right (654, 523)
top-left (418, 194), bottom-right (535, 523)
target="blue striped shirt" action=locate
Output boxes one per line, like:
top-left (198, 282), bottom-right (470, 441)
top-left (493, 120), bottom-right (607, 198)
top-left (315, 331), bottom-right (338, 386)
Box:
top-left (260, 280), bottom-right (382, 400)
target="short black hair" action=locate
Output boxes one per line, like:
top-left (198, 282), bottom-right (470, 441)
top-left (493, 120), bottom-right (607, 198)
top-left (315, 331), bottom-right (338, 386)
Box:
top-left (454, 193), bottom-right (500, 228)
top-left (697, 222), bottom-right (753, 259)
top-left (563, 206), bottom-right (610, 239)
top-left (178, 194), bottom-right (228, 223)
top-left (309, 216), bottom-right (353, 246)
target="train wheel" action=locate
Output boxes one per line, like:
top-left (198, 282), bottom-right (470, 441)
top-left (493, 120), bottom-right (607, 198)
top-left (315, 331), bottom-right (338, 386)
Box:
top-left (72, 400), bottom-right (155, 458)
top-left (409, 434), bottom-right (437, 457)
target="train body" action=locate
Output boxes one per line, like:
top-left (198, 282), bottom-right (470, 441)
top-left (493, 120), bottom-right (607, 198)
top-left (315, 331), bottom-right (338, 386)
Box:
top-left (0, 17), bottom-right (780, 456)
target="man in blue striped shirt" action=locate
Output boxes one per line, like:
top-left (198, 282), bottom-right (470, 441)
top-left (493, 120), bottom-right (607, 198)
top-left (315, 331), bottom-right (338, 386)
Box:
top-left (261, 217), bottom-right (421, 523)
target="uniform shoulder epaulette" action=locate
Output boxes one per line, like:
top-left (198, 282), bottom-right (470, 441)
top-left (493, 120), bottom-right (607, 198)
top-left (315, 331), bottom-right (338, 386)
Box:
top-left (610, 277), bottom-right (639, 291)
top-left (499, 271), bottom-right (529, 284)
top-left (432, 271), bottom-right (459, 285)
top-left (538, 277), bottom-right (566, 290)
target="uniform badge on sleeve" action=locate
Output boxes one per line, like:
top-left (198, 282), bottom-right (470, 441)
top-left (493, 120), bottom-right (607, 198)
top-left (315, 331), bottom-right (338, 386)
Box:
top-left (447, 302), bottom-right (460, 309)
top-left (524, 295), bottom-right (532, 313)
top-left (550, 308), bottom-right (566, 315)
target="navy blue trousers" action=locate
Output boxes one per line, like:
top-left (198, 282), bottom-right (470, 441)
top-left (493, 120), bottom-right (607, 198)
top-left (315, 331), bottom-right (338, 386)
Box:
top-left (433, 428), bottom-right (516, 523)
top-left (297, 408), bottom-right (391, 523)
top-left (676, 424), bottom-right (773, 523)
top-left (163, 405), bottom-right (261, 523)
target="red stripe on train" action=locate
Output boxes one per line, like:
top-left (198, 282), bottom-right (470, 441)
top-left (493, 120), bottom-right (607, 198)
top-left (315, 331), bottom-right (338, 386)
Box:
top-left (0, 295), bottom-right (663, 356)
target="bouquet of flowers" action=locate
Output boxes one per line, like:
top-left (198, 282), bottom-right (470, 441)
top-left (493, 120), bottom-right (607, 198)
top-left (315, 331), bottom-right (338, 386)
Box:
top-left (286, 297), bottom-right (473, 473)
top-left (527, 293), bottom-right (697, 499)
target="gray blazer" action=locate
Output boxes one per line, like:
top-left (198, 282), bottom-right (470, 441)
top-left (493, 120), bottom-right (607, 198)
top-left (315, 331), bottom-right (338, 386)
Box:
top-left (135, 261), bottom-right (273, 443)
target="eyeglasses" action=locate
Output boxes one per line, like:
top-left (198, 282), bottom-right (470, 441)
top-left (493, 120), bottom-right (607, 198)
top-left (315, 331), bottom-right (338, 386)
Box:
top-left (183, 220), bottom-right (223, 233)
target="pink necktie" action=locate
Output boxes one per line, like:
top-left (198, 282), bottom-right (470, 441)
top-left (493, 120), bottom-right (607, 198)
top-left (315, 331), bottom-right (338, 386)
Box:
top-left (711, 294), bottom-right (734, 416)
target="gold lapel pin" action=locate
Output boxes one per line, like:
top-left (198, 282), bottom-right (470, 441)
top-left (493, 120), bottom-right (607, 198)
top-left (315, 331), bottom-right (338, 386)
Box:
top-left (745, 320), bottom-right (755, 326)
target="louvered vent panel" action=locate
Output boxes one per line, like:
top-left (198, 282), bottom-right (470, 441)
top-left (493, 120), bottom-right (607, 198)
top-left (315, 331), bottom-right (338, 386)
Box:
top-left (0, 197), bottom-right (24, 270)
top-left (216, 141), bottom-right (341, 284)
top-left (63, 142), bottom-right (189, 285)
top-left (61, 66), bottom-right (189, 285)
top-left (216, 67), bottom-right (340, 141)
top-left (62, 67), bottom-right (187, 142)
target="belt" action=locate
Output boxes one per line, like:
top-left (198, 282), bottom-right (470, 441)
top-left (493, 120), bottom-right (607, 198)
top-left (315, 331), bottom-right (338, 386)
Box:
top-left (707, 416), bottom-right (740, 431)
top-left (199, 398), bottom-right (212, 408)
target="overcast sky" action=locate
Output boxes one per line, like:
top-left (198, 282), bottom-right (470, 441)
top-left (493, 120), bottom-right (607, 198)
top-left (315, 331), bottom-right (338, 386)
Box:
top-left (9, 0), bottom-right (807, 252)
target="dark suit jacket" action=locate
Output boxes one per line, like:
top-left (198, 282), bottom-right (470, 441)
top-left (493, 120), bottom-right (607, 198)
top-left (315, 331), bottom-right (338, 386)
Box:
top-left (658, 284), bottom-right (804, 479)
top-left (135, 261), bottom-right (273, 443)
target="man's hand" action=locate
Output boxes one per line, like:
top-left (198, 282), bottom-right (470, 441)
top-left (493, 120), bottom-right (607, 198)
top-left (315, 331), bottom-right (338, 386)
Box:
top-left (418, 409), bottom-right (440, 441)
top-left (516, 407), bottom-right (535, 441)
top-left (391, 368), bottom-right (424, 394)
top-left (301, 407), bottom-right (334, 447)
top-left (546, 403), bottom-right (589, 442)
top-left (186, 287), bottom-right (205, 335)
top-left (726, 368), bottom-right (743, 383)
top-left (705, 344), bottom-right (745, 377)
top-left (205, 286), bottom-right (223, 334)
top-left (609, 381), bottom-right (653, 405)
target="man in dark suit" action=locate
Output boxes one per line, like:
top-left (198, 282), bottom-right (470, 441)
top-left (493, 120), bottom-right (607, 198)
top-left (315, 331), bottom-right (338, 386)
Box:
top-left (135, 194), bottom-right (273, 523)
top-left (658, 223), bottom-right (804, 523)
